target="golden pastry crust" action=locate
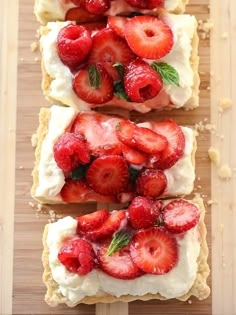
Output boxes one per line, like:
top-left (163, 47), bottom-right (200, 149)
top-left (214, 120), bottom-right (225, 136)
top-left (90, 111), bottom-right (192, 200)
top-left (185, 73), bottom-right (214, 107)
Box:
top-left (39, 13), bottom-right (199, 112)
top-left (42, 196), bottom-right (210, 306)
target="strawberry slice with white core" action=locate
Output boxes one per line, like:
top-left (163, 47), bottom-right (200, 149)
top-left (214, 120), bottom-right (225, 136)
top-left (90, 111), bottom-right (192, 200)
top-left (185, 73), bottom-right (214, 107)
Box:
top-left (107, 16), bottom-right (129, 38)
top-left (84, 210), bottom-right (126, 241)
top-left (88, 28), bottom-right (134, 80)
top-left (86, 155), bottom-right (129, 195)
top-left (151, 120), bottom-right (185, 169)
top-left (76, 209), bottom-right (110, 233)
top-left (116, 120), bottom-right (136, 147)
top-left (163, 200), bottom-right (200, 234)
top-left (97, 243), bottom-right (142, 279)
top-left (73, 64), bottom-right (113, 104)
top-left (130, 227), bottom-right (178, 274)
top-left (136, 169), bottom-right (167, 198)
top-left (121, 144), bottom-right (147, 165)
top-left (124, 15), bottom-right (174, 59)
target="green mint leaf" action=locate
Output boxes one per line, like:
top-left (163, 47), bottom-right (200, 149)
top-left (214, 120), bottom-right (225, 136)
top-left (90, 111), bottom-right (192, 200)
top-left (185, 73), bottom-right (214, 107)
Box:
top-left (88, 64), bottom-right (101, 89)
top-left (106, 230), bottom-right (131, 256)
top-left (71, 164), bottom-right (89, 180)
top-left (116, 122), bottom-right (121, 131)
top-left (157, 216), bottom-right (164, 227)
top-left (129, 167), bottom-right (140, 182)
top-left (114, 80), bottom-right (130, 101)
top-left (151, 62), bottom-right (180, 87)
top-left (113, 62), bottom-right (125, 78)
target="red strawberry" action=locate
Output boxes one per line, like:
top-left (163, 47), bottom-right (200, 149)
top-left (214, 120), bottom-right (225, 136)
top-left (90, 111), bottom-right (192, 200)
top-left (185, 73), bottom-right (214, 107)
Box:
top-left (86, 155), bottom-right (129, 195)
top-left (60, 179), bottom-right (117, 203)
top-left (53, 132), bottom-right (90, 172)
top-left (136, 169), bottom-right (167, 198)
top-left (116, 120), bottom-right (136, 147)
top-left (121, 144), bottom-right (147, 165)
top-left (124, 15), bottom-right (174, 59)
top-left (151, 120), bottom-right (185, 169)
top-left (70, 0), bottom-right (85, 6)
top-left (163, 200), bottom-right (200, 234)
top-left (71, 112), bottom-right (122, 154)
top-left (73, 64), bottom-right (113, 104)
top-left (57, 24), bottom-right (92, 69)
top-left (125, 0), bottom-right (164, 9)
top-left (85, 210), bottom-right (126, 241)
top-left (128, 196), bottom-right (162, 230)
top-left (97, 243), bottom-right (142, 279)
top-left (83, 21), bottom-right (107, 32)
top-left (107, 16), bottom-right (129, 38)
top-left (88, 28), bottom-right (134, 80)
top-left (124, 59), bottom-right (163, 103)
top-left (130, 227), bottom-right (178, 274)
top-left (76, 209), bottom-right (109, 233)
top-left (65, 7), bottom-right (103, 23)
top-left (58, 238), bottom-right (95, 275)
top-left (117, 191), bottom-right (135, 203)
top-left (85, 0), bottom-right (110, 15)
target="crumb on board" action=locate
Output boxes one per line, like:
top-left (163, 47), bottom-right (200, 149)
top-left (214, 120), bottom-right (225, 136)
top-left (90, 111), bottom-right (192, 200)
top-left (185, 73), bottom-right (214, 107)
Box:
top-left (30, 41), bottom-right (38, 52)
top-left (34, 57), bottom-right (39, 62)
top-left (221, 32), bottom-right (229, 39)
top-left (208, 146), bottom-right (220, 165)
top-left (31, 133), bottom-right (38, 147)
top-left (188, 299), bottom-right (192, 305)
top-left (198, 19), bottom-right (213, 39)
top-left (218, 98), bottom-right (233, 112)
top-left (28, 201), bottom-right (36, 209)
top-left (218, 164), bottom-right (232, 179)
top-left (18, 165), bottom-right (24, 170)
top-left (207, 199), bottom-right (218, 206)
top-left (194, 121), bottom-right (216, 133)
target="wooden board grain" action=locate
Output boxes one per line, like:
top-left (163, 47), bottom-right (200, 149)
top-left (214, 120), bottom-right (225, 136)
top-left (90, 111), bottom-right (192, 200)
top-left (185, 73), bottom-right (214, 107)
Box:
top-left (12, 0), bottom-right (213, 314)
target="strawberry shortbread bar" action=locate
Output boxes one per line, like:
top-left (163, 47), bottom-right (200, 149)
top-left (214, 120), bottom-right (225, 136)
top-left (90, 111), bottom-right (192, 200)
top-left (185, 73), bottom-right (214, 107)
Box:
top-left (40, 12), bottom-right (199, 113)
top-left (42, 196), bottom-right (210, 306)
top-left (35, 0), bottom-right (189, 24)
top-left (31, 105), bottom-right (196, 204)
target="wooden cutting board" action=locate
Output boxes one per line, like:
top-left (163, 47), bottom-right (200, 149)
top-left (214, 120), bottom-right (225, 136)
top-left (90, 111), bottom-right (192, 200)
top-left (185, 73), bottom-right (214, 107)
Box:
top-left (1, 0), bottom-right (236, 314)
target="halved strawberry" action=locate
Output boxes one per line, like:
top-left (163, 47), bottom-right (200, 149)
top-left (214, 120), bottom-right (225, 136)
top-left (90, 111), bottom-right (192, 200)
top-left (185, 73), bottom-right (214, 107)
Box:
top-left (58, 238), bottom-right (95, 275)
top-left (116, 120), bottom-right (136, 147)
top-left (73, 64), bottom-right (113, 104)
top-left (86, 155), bottom-right (129, 195)
top-left (85, 210), bottom-right (126, 241)
top-left (136, 169), bottom-right (167, 198)
top-left (65, 7), bottom-right (103, 23)
top-left (88, 28), bottom-right (134, 80)
top-left (107, 16), bottom-right (129, 38)
top-left (121, 144), bottom-right (147, 165)
top-left (128, 196), bottom-right (162, 230)
top-left (76, 209), bottom-right (110, 233)
top-left (85, 0), bottom-right (110, 15)
top-left (97, 243), bottom-right (142, 279)
top-left (60, 179), bottom-right (117, 203)
top-left (124, 15), bottom-right (174, 59)
top-left (163, 200), bottom-right (200, 234)
top-left (151, 120), bottom-right (185, 169)
top-left (130, 227), bottom-right (178, 274)
top-left (125, 0), bottom-right (164, 9)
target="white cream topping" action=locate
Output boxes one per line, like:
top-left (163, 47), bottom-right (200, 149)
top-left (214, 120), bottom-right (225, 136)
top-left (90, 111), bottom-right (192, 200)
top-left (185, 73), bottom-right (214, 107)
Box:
top-left (47, 215), bottom-right (200, 304)
top-left (40, 13), bottom-right (197, 111)
top-left (35, 107), bottom-right (195, 201)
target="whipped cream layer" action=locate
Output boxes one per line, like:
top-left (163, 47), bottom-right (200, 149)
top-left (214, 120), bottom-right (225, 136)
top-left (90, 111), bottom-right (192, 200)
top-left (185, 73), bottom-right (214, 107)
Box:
top-left (35, 106), bottom-right (195, 202)
top-left (40, 13), bottom-right (197, 113)
top-left (35, 0), bottom-right (184, 24)
top-left (46, 214), bottom-right (200, 304)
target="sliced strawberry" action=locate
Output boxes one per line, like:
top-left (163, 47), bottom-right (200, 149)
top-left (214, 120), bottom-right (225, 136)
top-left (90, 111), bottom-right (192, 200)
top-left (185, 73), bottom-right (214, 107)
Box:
top-left (121, 144), bottom-right (147, 165)
top-left (163, 200), bottom-right (200, 234)
top-left (116, 120), bottom-right (136, 147)
top-left (117, 191), bottom-right (135, 203)
top-left (130, 227), bottom-right (178, 274)
top-left (97, 243), bottom-right (142, 279)
top-left (86, 155), bottom-right (129, 195)
top-left (125, 0), bottom-right (164, 9)
top-left (73, 64), bottom-right (113, 104)
top-left (151, 120), bottom-right (185, 169)
top-left (88, 28), bottom-right (134, 80)
top-left (71, 112), bottom-right (122, 154)
top-left (136, 169), bottom-right (167, 198)
top-left (107, 16), bottom-right (129, 38)
top-left (57, 24), bottom-right (92, 69)
top-left (76, 209), bottom-right (110, 233)
top-left (128, 196), bottom-right (162, 230)
top-left (85, 210), bottom-right (126, 241)
top-left (58, 238), bottom-right (95, 275)
top-left (65, 7), bottom-right (103, 23)
top-left (124, 15), bottom-right (174, 59)
top-left (85, 0), bottom-right (110, 15)
top-left (60, 179), bottom-right (117, 203)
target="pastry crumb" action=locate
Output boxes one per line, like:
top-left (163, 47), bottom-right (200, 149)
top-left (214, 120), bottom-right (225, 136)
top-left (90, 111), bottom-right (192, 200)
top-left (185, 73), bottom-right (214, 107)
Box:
top-left (197, 185), bottom-right (202, 189)
top-left (198, 19), bottom-right (213, 39)
top-left (221, 32), bottom-right (228, 39)
top-left (30, 41), bottom-right (38, 52)
top-left (207, 199), bottom-right (218, 206)
top-left (34, 57), bottom-right (39, 62)
top-left (208, 146), bottom-right (220, 165)
top-left (31, 133), bottom-right (38, 147)
top-left (18, 165), bottom-right (24, 170)
top-left (28, 201), bottom-right (36, 208)
top-left (188, 299), bottom-right (192, 305)
top-left (218, 164), bottom-right (232, 179)
top-left (218, 98), bottom-right (233, 112)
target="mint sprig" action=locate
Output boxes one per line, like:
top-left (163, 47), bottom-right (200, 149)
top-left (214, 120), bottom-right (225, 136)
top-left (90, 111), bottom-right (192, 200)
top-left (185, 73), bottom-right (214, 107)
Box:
top-left (88, 64), bottom-right (101, 89)
top-left (114, 80), bottom-right (130, 101)
top-left (113, 62), bottom-right (125, 78)
top-left (106, 230), bottom-right (131, 256)
top-left (151, 62), bottom-right (180, 86)
top-left (71, 164), bottom-right (89, 180)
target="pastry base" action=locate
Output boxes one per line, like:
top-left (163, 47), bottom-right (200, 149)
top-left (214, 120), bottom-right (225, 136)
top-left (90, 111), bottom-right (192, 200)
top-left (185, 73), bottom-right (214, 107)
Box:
top-left (42, 195), bottom-right (210, 306)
